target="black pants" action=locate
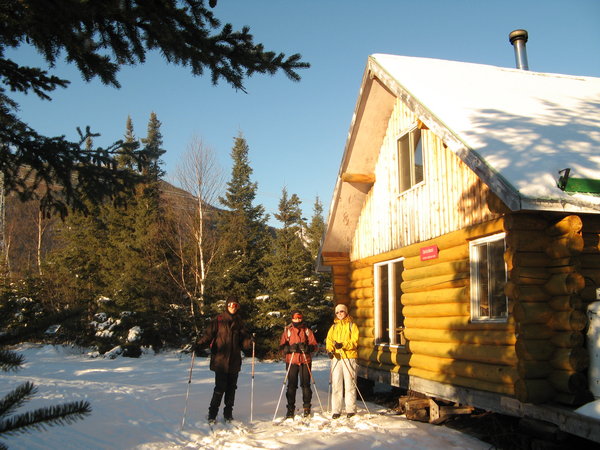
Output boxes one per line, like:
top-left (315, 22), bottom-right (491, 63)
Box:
top-left (286, 363), bottom-right (312, 410)
top-left (209, 371), bottom-right (239, 419)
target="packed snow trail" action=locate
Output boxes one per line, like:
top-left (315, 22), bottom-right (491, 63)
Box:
top-left (2, 345), bottom-right (488, 449)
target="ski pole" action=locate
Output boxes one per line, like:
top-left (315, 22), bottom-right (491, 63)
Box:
top-left (273, 352), bottom-right (296, 422)
top-left (300, 348), bottom-right (324, 413)
top-left (250, 334), bottom-right (256, 423)
top-left (328, 356), bottom-right (340, 414)
top-left (180, 350), bottom-right (196, 430)
top-left (340, 349), bottom-right (371, 414)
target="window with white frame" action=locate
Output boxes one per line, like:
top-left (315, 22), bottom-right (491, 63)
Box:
top-left (397, 126), bottom-right (424, 193)
top-left (470, 233), bottom-right (508, 322)
top-left (374, 258), bottom-right (405, 345)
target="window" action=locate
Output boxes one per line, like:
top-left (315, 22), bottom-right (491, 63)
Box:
top-left (374, 258), bottom-right (405, 345)
top-left (470, 233), bottom-right (508, 322)
top-left (398, 126), bottom-right (424, 193)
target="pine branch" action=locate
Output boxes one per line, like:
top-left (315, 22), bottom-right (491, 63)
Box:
top-left (0, 382), bottom-right (36, 418)
top-left (0, 350), bottom-right (24, 372)
top-left (0, 400), bottom-right (92, 436)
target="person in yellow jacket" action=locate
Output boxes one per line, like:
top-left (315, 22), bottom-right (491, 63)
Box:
top-left (325, 303), bottom-right (359, 419)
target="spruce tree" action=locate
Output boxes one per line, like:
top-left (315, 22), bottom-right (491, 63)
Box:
top-left (209, 134), bottom-right (269, 314)
top-left (305, 196), bottom-right (326, 260)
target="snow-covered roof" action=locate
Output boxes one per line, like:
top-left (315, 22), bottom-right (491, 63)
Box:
top-left (371, 54), bottom-right (600, 209)
top-left (321, 54), bottom-right (600, 255)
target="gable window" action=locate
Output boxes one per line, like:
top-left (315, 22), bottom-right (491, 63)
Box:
top-left (374, 258), bottom-right (405, 345)
top-left (470, 233), bottom-right (508, 322)
top-left (398, 126), bottom-right (424, 193)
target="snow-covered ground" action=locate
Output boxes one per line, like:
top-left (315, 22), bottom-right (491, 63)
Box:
top-left (2, 345), bottom-right (489, 449)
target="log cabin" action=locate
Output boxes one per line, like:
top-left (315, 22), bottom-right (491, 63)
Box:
top-left (318, 52), bottom-right (600, 442)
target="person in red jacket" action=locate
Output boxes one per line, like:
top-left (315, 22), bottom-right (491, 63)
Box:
top-left (279, 311), bottom-right (318, 418)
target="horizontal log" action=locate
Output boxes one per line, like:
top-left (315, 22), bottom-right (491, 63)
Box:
top-left (354, 318), bottom-right (374, 328)
top-left (404, 315), bottom-right (515, 331)
top-left (333, 284), bottom-right (349, 295)
top-left (401, 287), bottom-right (468, 305)
top-left (358, 336), bottom-right (374, 348)
top-left (504, 283), bottom-right (549, 302)
top-left (404, 328), bottom-right (516, 346)
top-left (351, 308), bottom-right (374, 319)
top-left (515, 324), bottom-right (554, 340)
top-left (409, 353), bottom-right (518, 385)
top-left (514, 378), bottom-right (555, 404)
top-left (403, 245), bottom-right (469, 270)
top-left (543, 272), bottom-right (585, 296)
top-left (350, 266), bottom-right (373, 281)
top-left (349, 287), bottom-right (374, 300)
top-left (546, 215), bottom-right (583, 236)
top-left (504, 214), bottom-right (549, 232)
top-left (402, 259), bottom-right (469, 282)
top-left (548, 310), bottom-right (587, 331)
top-left (406, 340), bottom-right (517, 366)
top-left (403, 302), bottom-right (469, 318)
top-left (408, 367), bottom-right (514, 396)
top-left (517, 360), bottom-right (552, 378)
top-left (513, 302), bottom-right (553, 324)
top-left (506, 232), bottom-right (550, 253)
top-left (549, 295), bottom-right (584, 311)
top-left (548, 370), bottom-right (588, 394)
top-left (357, 326), bottom-right (373, 338)
top-left (509, 267), bottom-right (550, 285)
top-left (401, 272), bottom-right (469, 293)
top-left (550, 347), bottom-right (589, 372)
top-left (358, 346), bottom-right (411, 366)
top-left (504, 250), bottom-right (554, 271)
top-left (550, 331), bottom-right (585, 348)
top-left (546, 231), bottom-right (584, 259)
top-left (331, 265), bottom-right (350, 275)
top-left (515, 338), bottom-right (555, 361)
top-left (350, 278), bottom-right (373, 289)
top-left (354, 298), bottom-right (374, 309)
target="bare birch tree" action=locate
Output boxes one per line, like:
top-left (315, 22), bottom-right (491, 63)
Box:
top-left (165, 137), bottom-right (223, 326)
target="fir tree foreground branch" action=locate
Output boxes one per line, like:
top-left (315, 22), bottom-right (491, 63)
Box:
top-left (1, 0), bottom-right (310, 217)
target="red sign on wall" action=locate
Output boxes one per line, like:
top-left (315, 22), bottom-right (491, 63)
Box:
top-left (420, 245), bottom-right (439, 261)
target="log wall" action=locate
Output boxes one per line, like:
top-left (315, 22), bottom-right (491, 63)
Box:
top-left (505, 214), bottom-right (592, 405)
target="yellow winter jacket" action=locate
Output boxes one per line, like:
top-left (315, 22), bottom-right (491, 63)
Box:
top-left (326, 316), bottom-right (359, 359)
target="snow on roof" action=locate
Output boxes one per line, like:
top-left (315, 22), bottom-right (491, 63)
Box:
top-left (371, 54), bottom-right (600, 209)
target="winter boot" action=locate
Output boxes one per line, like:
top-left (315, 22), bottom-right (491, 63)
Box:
top-left (224, 406), bottom-right (234, 422)
top-left (285, 406), bottom-right (295, 419)
top-left (303, 407), bottom-right (311, 418)
top-left (208, 390), bottom-right (223, 423)
top-left (332, 413), bottom-right (341, 420)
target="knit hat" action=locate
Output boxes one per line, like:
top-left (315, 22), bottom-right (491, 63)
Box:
top-left (226, 297), bottom-right (240, 308)
top-left (335, 304), bottom-right (348, 314)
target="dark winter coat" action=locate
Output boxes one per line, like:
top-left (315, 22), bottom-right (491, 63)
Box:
top-left (197, 310), bottom-right (252, 373)
top-left (279, 322), bottom-right (318, 366)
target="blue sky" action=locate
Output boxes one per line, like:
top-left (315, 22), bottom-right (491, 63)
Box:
top-left (8, 0), bottom-right (600, 226)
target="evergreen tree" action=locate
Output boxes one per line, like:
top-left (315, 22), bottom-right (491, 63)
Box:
top-left (209, 134), bottom-right (269, 313)
top-left (1, 0), bottom-right (309, 217)
top-left (115, 116), bottom-right (137, 170)
top-left (305, 196), bottom-right (326, 260)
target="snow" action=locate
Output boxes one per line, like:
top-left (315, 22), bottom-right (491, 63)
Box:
top-left (371, 54), bottom-right (600, 205)
top-left (2, 344), bottom-right (489, 449)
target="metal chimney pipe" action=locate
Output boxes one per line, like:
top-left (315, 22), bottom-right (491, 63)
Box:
top-left (509, 29), bottom-right (529, 70)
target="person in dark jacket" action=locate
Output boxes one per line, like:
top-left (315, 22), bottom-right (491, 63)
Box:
top-left (279, 311), bottom-right (318, 419)
top-left (196, 297), bottom-right (252, 423)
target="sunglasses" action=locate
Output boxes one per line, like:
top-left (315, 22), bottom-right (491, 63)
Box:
top-left (336, 310), bottom-right (347, 315)
top-left (228, 303), bottom-right (240, 309)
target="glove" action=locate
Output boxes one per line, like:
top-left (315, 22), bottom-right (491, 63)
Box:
top-left (195, 347), bottom-right (209, 357)
top-left (299, 342), bottom-right (308, 352)
top-left (308, 344), bottom-right (316, 353)
top-left (334, 342), bottom-right (343, 349)
top-left (327, 352), bottom-right (334, 359)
